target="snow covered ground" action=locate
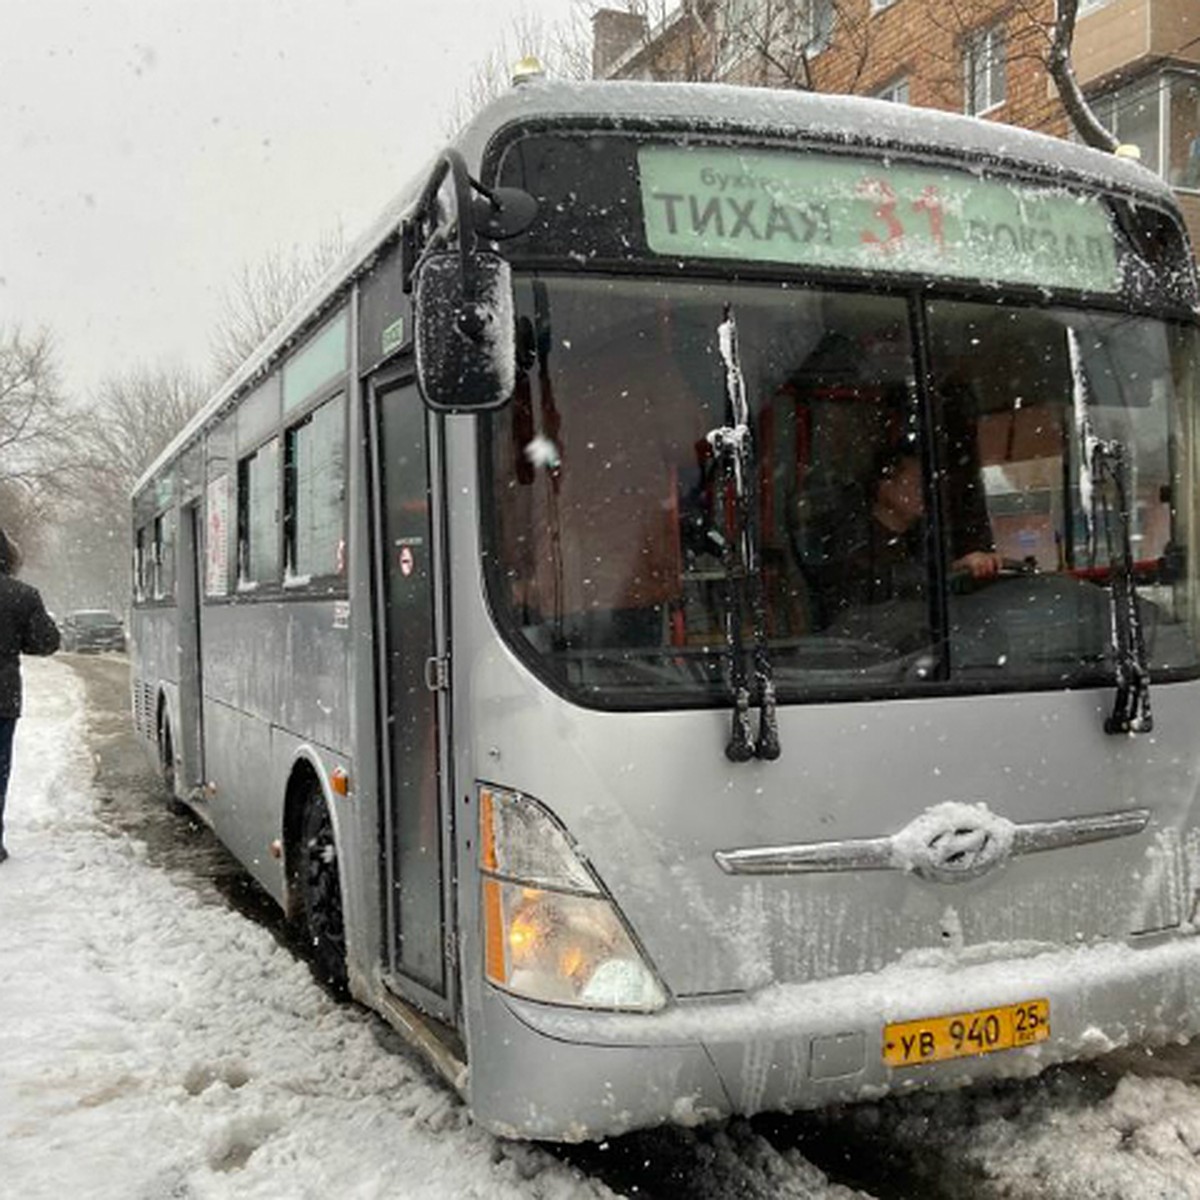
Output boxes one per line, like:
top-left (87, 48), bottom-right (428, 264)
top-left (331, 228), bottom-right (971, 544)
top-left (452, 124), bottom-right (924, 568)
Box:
top-left (8, 654), bottom-right (1200, 1199)
top-left (0, 658), bottom-right (620, 1200)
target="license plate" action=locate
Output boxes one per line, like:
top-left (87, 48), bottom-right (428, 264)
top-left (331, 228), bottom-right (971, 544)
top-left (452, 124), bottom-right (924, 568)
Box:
top-left (883, 998), bottom-right (1050, 1067)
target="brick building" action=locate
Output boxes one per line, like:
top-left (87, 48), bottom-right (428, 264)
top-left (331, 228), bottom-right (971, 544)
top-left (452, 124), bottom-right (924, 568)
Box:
top-left (593, 0), bottom-right (1200, 245)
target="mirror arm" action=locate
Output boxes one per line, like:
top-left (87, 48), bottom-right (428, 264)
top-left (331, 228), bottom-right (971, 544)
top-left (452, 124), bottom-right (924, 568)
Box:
top-left (404, 150), bottom-right (482, 299)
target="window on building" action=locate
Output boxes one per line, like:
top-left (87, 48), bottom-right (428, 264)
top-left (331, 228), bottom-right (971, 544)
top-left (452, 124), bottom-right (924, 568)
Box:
top-left (1168, 74), bottom-right (1200, 190)
top-left (964, 25), bottom-right (1006, 115)
top-left (719, 0), bottom-right (758, 71)
top-left (876, 77), bottom-right (910, 105)
top-left (236, 438), bottom-right (280, 588)
top-left (1091, 76), bottom-right (1163, 178)
top-left (284, 394), bottom-right (345, 582)
top-left (805, 0), bottom-right (835, 53)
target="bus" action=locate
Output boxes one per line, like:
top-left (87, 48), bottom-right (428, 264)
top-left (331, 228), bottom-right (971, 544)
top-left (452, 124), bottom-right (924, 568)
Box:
top-left (131, 76), bottom-right (1200, 1142)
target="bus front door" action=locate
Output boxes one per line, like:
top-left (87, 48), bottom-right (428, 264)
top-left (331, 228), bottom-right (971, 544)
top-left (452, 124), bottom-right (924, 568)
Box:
top-left (176, 500), bottom-right (205, 795)
top-left (371, 377), bottom-right (453, 1021)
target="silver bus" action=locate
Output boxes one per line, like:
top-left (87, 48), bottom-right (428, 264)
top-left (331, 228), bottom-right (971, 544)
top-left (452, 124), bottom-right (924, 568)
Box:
top-left (131, 78), bottom-right (1200, 1141)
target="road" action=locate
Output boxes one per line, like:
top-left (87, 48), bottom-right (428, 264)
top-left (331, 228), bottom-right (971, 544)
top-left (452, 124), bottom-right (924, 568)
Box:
top-left (66, 653), bottom-right (1200, 1199)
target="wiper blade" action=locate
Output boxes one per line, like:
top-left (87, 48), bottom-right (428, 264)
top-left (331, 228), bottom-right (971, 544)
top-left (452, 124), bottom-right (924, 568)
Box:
top-left (708, 304), bottom-right (780, 762)
top-left (1092, 439), bottom-right (1153, 734)
top-left (1069, 328), bottom-right (1152, 734)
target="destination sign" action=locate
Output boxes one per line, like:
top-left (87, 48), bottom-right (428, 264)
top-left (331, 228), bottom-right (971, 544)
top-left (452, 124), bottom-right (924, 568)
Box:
top-left (638, 146), bottom-right (1121, 293)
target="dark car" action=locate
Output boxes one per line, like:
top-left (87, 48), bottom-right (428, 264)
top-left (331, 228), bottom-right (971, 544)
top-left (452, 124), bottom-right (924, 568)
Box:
top-left (61, 609), bottom-right (126, 653)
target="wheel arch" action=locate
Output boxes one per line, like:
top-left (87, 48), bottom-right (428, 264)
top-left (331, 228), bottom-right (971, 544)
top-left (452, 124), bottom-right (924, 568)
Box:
top-left (155, 688), bottom-right (176, 771)
top-left (281, 749), bottom-right (343, 923)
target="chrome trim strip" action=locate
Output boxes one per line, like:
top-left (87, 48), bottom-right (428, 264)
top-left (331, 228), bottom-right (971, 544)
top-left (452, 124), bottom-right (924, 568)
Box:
top-left (715, 837), bottom-right (896, 875)
top-left (714, 808), bottom-right (1151, 876)
top-left (1010, 809), bottom-right (1151, 854)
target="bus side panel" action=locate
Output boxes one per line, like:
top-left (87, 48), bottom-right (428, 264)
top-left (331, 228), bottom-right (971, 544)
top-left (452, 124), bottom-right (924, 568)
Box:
top-left (199, 599), bottom-right (352, 904)
top-left (130, 606), bottom-right (179, 757)
top-left (201, 697), bottom-right (280, 899)
top-left (202, 600), bottom-right (351, 749)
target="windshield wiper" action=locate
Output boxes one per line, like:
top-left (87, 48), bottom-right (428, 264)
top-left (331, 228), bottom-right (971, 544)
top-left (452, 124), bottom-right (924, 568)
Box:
top-left (1093, 439), bottom-right (1153, 734)
top-left (1068, 329), bottom-right (1152, 735)
top-left (707, 305), bottom-right (780, 762)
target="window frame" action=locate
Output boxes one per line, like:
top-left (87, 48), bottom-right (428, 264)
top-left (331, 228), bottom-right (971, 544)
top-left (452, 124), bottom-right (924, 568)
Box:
top-left (804, 0), bottom-right (836, 56)
top-left (963, 23), bottom-right (1007, 117)
top-left (235, 435), bottom-right (281, 591)
top-left (875, 77), bottom-right (911, 105)
top-left (134, 525), bottom-right (149, 604)
top-left (151, 510), bottom-right (175, 601)
top-left (282, 388), bottom-right (348, 589)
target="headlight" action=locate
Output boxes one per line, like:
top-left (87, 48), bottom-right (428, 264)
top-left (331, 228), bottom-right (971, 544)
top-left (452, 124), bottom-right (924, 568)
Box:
top-left (479, 786), bottom-right (667, 1012)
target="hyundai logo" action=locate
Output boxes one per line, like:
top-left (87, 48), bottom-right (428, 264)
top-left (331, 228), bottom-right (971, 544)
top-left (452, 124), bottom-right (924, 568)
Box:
top-left (899, 804), bottom-right (1015, 884)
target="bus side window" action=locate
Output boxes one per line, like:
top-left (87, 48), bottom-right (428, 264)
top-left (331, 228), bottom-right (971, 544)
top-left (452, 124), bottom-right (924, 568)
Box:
top-left (237, 438), bottom-right (280, 589)
top-left (283, 393), bottom-right (346, 583)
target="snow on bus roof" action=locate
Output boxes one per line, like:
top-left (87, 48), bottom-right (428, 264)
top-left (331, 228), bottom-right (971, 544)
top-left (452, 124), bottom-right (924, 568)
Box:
top-left (456, 79), bottom-right (1168, 197)
top-left (135, 78), bottom-right (1173, 497)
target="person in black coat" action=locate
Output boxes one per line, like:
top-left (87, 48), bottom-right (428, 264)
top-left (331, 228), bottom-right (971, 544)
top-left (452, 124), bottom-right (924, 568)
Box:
top-left (0, 527), bottom-right (60, 862)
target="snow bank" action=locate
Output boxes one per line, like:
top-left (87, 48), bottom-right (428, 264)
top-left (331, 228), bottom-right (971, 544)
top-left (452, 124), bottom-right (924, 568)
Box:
top-left (8, 657), bottom-right (1200, 1198)
top-left (0, 659), bottom-right (615, 1200)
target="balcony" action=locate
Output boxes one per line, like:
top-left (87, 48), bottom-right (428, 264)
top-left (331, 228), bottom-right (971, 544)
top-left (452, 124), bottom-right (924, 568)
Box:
top-left (1074, 0), bottom-right (1200, 89)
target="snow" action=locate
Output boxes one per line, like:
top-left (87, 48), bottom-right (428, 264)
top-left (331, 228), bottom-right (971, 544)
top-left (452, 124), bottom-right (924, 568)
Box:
top-left (10, 654), bottom-right (1200, 1196)
top-left (0, 658), bottom-right (615, 1200)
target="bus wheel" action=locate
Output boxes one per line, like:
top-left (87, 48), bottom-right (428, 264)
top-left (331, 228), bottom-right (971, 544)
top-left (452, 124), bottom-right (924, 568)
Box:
top-left (299, 783), bottom-right (349, 996)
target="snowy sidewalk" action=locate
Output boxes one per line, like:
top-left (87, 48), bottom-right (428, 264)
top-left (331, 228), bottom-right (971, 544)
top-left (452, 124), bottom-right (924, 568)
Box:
top-left (0, 658), bottom-right (616, 1200)
top-left (10, 657), bottom-right (1200, 1199)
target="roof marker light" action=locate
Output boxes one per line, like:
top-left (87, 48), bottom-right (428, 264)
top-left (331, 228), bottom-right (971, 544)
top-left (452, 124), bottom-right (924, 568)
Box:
top-left (512, 56), bottom-right (546, 86)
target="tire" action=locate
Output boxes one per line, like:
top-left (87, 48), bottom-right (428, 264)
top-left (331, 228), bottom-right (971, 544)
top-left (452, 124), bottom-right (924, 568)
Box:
top-left (159, 717), bottom-right (188, 816)
top-left (159, 718), bottom-right (176, 797)
top-left (299, 783), bottom-right (349, 995)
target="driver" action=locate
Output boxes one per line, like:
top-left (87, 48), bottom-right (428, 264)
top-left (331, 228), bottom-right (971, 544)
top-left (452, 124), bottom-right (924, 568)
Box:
top-left (816, 448), bottom-right (1002, 635)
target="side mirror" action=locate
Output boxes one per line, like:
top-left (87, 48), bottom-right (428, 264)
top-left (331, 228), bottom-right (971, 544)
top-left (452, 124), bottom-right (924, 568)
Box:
top-left (414, 251), bottom-right (515, 413)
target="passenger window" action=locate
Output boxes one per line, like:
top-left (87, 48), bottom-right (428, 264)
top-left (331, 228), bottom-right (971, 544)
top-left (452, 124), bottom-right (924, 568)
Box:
top-left (153, 512), bottom-right (176, 600)
top-left (237, 438), bottom-right (280, 588)
top-left (284, 394), bottom-right (345, 581)
top-left (134, 526), bottom-right (149, 603)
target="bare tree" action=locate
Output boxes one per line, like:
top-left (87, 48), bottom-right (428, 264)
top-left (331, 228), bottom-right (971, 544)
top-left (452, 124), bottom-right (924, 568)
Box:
top-left (209, 226), bottom-right (347, 381)
top-left (578, 1), bottom-right (874, 90)
top-left (448, 6), bottom-right (593, 132)
top-left (581, 0), bottom-right (1112, 152)
top-left (40, 362), bottom-right (209, 616)
top-left (0, 479), bottom-right (53, 565)
top-left (0, 326), bottom-right (74, 492)
top-left (900, 0), bottom-right (1117, 148)
top-left (1048, 0), bottom-right (1118, 151)
top-left (74, 363), bottom-right (210, 507)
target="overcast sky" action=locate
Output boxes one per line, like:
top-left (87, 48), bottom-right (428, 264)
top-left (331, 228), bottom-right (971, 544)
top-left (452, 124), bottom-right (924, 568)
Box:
top-left (0, 0), bottom-right (580, 400)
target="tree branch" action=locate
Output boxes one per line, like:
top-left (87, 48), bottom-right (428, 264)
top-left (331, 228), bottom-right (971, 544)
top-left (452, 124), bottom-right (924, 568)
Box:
top-left (1049, 0), bottom-right (1118, 151)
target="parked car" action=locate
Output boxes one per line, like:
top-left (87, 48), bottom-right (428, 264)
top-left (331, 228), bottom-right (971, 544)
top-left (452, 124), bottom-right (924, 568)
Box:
top-left (60, 609), bottom-right (126, 653)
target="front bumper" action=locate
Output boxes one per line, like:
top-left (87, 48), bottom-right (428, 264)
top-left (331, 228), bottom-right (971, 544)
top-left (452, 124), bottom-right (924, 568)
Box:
top-left (75, 638), bottom-right (124, 652)
top-left (467, 933), bottom-right (1200, 1141)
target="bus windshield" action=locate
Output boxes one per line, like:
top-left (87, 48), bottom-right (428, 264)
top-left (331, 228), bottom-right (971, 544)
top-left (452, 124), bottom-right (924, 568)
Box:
top-left (484, 274), bottom-right (1200, 707)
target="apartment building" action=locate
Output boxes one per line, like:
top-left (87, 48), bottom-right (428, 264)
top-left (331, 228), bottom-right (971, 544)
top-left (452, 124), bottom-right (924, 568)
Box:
top-left (593, 0), bottom-right (1200, 246)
